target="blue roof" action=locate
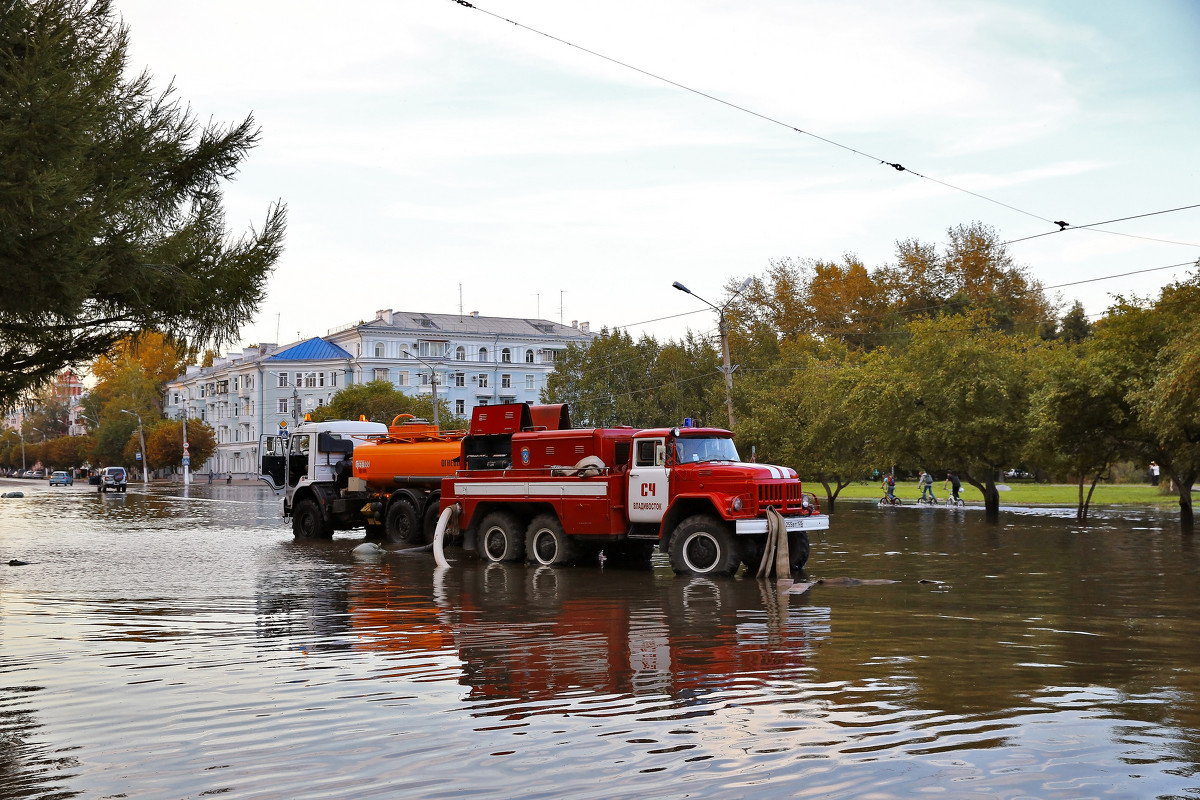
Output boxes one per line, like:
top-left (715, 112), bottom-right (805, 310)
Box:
top-left (267, 337), bottom-right (353, 361)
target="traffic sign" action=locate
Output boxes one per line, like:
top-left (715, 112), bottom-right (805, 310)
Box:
top-left (182, 455), bottom-right (191, 467)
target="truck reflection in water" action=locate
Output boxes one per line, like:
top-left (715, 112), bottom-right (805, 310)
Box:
top-left (335, 559), bottom-right (830, 707)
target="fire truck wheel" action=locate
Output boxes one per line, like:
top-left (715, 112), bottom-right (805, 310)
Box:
top-left (292, 498), bottom-right (330, 539)
top-left (669, 515), bottom-right (742, 576)
top-left (421, 501), bottom-right (442, 544)
top-left (479, 511), bottom-right (526, 563)
top-left (384, 500), bottom-right (420, 545)
top-left (526, 514), bottom-right (578, 566)
top-left (789, 531), bottom-right (811, 574)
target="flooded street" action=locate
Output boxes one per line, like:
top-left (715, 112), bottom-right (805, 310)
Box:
top-left (3, 482), bottom-right (1200, 799)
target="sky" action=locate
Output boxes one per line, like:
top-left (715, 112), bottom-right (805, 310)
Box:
top-left (113, 0), bottom-right (1200, 351)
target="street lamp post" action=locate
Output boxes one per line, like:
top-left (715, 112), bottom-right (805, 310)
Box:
top-left (402, 350), bottom-right (446, 427)
top-left (120, 409), bottom-right (149, 483)
top-left (672, 278), bottom-right (752, 431)
top-left (17, 430), bottom-right (25, 471)
top-left (171, 386), bottom-right (190, 485)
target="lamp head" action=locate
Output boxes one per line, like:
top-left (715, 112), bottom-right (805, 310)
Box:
top-left (671, 281), bottom-right (691, 294)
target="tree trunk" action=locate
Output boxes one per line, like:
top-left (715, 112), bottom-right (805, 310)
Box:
top-left (1081, 474), bottom-right (1102, 522)
top-left (983, 477), bottom-right (1000, 522)
top-left (1076, 475), bottom-right (1085, 521)
top-left (820, 479), bottom-right (835, 513)
top-left (964, 471), bottom-right (1000, 522)
top-left (1178, 469), bottom-right (1196, 535)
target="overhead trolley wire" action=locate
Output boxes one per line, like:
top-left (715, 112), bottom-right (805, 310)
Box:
top-left (447, 0), bottom-right (1059, 226)
top-left (1003, 203), bottom-right (1200, 248)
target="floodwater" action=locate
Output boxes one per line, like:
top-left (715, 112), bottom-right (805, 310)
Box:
top-left (2, 483), bottom-right (1199, 800)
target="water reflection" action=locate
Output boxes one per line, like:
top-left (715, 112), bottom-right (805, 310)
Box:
top-left (4, 486), bottom-right (1200, 799)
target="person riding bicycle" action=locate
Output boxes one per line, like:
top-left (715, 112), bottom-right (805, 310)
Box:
top-left (919, 470), bottom-right (937, 502)
top-left (881, 471), bottom-right (896, 501)
top-left (944, 471), bottom-right (961, 502)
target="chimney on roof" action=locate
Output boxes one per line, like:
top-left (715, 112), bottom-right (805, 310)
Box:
top-left (470, 311), bottom-right (479, 317)
top-left (571, 320), bottom-right (578, 329)
top-left (376, 309), bottom-right (393, 325)
top-left (581, 322), bottom-right (590, 334)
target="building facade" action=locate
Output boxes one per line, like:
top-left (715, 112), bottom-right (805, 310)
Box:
top-left (163, 310), bottom-right (593, 477)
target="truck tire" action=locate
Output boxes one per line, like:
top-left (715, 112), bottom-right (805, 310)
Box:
top-left (526, 514), bottom-right (578, 566)
top-left (789, 531), bottom-right (811, 573)
top-left (741, 531), bottom-right (811, 576)
top-left (422, 500), bottom-right (441, 544)
top-left (292, 498), bottom-right (330, 539)
top-left (478, 511), bottom-right (525, 563)
top-left (669, 515), bottom-right (742, 577)
top-left (385, 500), bottom-right (420, 545)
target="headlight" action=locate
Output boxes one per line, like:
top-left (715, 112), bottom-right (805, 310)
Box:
top-left (802, 496), bottom-right (810, 508)
top-left (731, 496), bottom-right (743, 512)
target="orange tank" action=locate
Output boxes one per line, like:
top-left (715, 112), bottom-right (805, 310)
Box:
top-left (351, 415), bottom-right (465, 491)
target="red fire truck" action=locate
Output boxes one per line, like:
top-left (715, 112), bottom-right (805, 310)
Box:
top-left (440, 404), bottom-right (828, 576)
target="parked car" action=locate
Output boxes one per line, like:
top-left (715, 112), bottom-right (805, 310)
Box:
top-left (32, 469), bottom-right (45, 479)
top-left (49, 471), bottom-right (74, 486)
top-left (98, 466), bottom-right (128, 493)
top-left (22, 470), bottom-right (34, 478)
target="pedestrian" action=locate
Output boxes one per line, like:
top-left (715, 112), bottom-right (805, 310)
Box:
top-left (944, 471), bottom-right (961, 502)
top-left (226, 471), bottom-right (232, 485)
top-left (207, 470), bottom-right (213, 485)
top-left (919, 470), bottom-right (937, 502)
top-left (1150, 461), bottom-right (1160, 487)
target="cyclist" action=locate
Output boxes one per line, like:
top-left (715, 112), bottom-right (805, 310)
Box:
top-left (944, 471), bottom-right (962, 503)
top-left (881, 471), bottom-right (896, 501)
top-left (919, 470), bottom-right (937, 502)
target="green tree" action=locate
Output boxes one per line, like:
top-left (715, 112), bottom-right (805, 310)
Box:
top-left (1096, 272), bottom-right (1200, 532)
top-left (739, 348), bottom-right (874, 510)
top-left (1025, 343), bottom-right (1128, 520)
top-left (543, 329), bottom-right (720, 428)
top-left (0, 0), bottom-right (286, 408)
top-left (856, 311), bottom-right (1036, 520)
top-left (311, 381), bottom-right (464, 430)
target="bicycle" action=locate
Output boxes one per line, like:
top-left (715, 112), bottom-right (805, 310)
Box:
top-left (915, 494), bottom-right (938, 506)
top-left (943, 494), bottom-right (965, 507)
top-left (878, 494), bottom-right (901, 507)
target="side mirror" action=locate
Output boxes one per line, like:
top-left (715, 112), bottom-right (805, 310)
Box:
top-left (655, 443), bottom-right (666, 467)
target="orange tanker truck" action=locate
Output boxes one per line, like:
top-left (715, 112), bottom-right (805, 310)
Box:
top-left (259, 414), bottom-right (464, 542)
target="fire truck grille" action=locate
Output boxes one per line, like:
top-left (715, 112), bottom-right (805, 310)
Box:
top-left (759, 482), bottom-right (803, 512)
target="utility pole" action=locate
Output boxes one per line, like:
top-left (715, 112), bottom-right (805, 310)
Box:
top-left (403, 350), bottom-right (443, 427)
top-left (120, 409), bottom-right (148, 483)
top-left (671, 278), bottom-right (752, 431)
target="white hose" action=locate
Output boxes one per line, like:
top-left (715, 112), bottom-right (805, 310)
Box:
top-left (432, 504), bottom-right (459, 569)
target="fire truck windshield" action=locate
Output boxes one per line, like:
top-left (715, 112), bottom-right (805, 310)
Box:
top-left (674, 436), bottom-right (739, 464)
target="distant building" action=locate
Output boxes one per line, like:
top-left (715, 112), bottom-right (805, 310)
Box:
top-left (164, 310), bottom-right (593, 476)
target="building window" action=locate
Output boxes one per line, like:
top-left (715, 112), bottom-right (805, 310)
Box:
top-left (454, 373), bottom-right (465, 387)
top-left (525, 349), bottom-right (534, 364)
top-left (478, 373), bottom-right (488, 388)
top-left (278, 373), bottom-right (288, 387)
top-left (478, 347), bottom-right (487, 362)
top-left (305, 373), bottom-right (317, 388)
top-left (396, 371), bottom-right (409, 387)
top-left (478, 398), bottom-right (489, 406)
top-left (331, 372), bottom-right (337, 387)
top-left (373, 368), bottom-right (389, 382)
top-left (278, 398), bottom-right (288, 414)
top-left (418, 341), bottom-right (446, 358)
top-left (525, 374), bottom-right (535, 390)
top-left (501, 348), bottom-right (511, 363)
top-left (455, 346), bottom-right (466, 361)
top-left (318, 373), bottom-right (325, 388)
top-left (543, 350), bottom-right (560, 363)
top-left (455, 399), bottom-right (465, 415)
top-left (374, 342), bottom-right (385, 358)
top-left (317, 398), bottom-right (325, 407)
top-left (501, 374), bottom-right (511, 389)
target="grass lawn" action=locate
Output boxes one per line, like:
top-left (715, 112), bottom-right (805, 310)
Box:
top-left (827, 480), bottom-right (1182, 507)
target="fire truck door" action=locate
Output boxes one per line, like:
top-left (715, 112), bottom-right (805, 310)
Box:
top-left (628, 437), bottom-right (668, 523)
